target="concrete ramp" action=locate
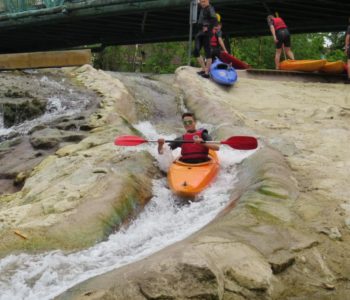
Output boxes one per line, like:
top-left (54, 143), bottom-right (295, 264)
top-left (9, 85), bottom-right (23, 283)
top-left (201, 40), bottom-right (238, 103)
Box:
top-left (0, 49), bottom-right (91, 70)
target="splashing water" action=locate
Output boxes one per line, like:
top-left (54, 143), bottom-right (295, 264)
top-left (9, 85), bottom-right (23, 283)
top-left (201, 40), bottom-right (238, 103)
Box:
top-left (0, 122), bottom-right (256, 300)
top-left (0, 76), bottom-right (91, 140)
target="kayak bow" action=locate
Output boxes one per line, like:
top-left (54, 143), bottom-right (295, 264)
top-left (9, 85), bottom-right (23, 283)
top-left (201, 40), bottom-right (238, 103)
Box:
top-left (167, 150), bottom-right (219, 198)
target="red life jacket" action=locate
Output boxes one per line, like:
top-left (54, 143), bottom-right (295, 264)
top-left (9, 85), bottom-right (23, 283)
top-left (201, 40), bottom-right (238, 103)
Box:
top-left (210, 28), bottom-right (219, 47)
top-left (272, 17), bottom-right (287, 30)
top-left (181, 130), bottom-right (209, 160)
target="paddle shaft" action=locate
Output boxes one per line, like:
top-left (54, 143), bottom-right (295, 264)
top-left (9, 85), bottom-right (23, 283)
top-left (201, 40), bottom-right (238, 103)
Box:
top-left (115, 135), bottom-right (258, 150)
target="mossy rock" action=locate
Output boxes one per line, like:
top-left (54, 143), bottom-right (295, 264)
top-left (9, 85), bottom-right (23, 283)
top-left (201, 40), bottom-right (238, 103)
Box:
top-left (3, 98), bottom-right (47, 127)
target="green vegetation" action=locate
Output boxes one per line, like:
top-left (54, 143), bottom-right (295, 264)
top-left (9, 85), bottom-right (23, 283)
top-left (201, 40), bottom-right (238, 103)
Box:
top-left (94, 32), bottom-right (347, 73)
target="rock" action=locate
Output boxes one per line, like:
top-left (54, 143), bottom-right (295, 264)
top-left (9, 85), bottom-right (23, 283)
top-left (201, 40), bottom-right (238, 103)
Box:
top-left (29, 128), bottom-right (61, 149)
top-left (3, 66), bottom-right (350, 299)
top-left (92, 168), bottom-right (108, 174)
top-left (29, 128), bottom-right (86, 149)
top-left (0, 66), bottom-right (161, 259)
top-left (321, 282), bottom-right (335, 290)
top-left (2, 97), bottom-right (47, 127)
top-left (0, 137), bottom-right (22, 149)
top-left (28, 124), bottom-right (47, 134)
top-left (14, 171), bottom-right (30, 187)
top-left (317, 226), bottom-right (342, 241)
top-left (345, 218), bottom-right (350, 230)
top-left (267, 136), bottom-right (299, 157)
top-left (197, 242), bottom-right (275, 292)
top-left (268, 250), bottom-right (295, 274)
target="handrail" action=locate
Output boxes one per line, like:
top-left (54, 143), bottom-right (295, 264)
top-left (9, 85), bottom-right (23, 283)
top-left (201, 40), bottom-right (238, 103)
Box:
top-left (1, 0), bottom-right (65, 13)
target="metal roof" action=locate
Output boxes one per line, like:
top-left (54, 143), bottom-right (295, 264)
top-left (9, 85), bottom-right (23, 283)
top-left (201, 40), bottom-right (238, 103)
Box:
top-left (0, 0), bottom-right (349, 53)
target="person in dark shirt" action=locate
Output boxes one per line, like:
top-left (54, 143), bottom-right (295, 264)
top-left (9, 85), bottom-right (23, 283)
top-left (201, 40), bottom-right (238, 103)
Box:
top-left (193, 0), bottom-right (218, 79)
top-left (267, 15), bottom-right (295, 69)
top-left (157, 112), bottom-right (219, 164)
top-left (345, 20), bottom-right (350, 84)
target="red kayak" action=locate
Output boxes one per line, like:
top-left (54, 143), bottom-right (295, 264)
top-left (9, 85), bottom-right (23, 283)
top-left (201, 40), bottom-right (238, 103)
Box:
top-left (219, 52), bottom-right (250, 70)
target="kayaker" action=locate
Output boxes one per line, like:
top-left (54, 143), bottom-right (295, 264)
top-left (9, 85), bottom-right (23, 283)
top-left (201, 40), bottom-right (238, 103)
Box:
top-left (267, 15), bottom-right (295, 69)
top-left (210, 22), bottom-right (228, 61)
top-left (157, 112), bottom-right (219, 163)
top-left (345, 19), bottom-right (350, 84)
top-left (193, 0), bottom-right (218, 79)
top-left (211, 22), bottom-right (251, 69)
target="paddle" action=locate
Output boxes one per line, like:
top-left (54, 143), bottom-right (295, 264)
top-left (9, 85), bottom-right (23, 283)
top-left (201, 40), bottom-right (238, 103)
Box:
top-left (114, 135), bottom-right (258, 150)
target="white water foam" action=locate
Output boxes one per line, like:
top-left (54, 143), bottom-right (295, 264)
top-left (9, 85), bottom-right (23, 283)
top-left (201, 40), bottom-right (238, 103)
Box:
top-left (0, 122), bottom-right (256, 300)
top-left (0, 76), bottom-right (90, 140)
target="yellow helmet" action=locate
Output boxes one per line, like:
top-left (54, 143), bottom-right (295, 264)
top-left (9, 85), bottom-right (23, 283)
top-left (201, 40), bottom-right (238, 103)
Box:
top-left (216, 13), bottom-right (221, 22)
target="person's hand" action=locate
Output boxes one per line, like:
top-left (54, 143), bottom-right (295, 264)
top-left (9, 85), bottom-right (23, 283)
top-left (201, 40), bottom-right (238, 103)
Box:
top-left (223, 50), bottom-right (228, 54)
top-left (193, 135), bottom-right (204, 144)
top-left (157, 138), bottom-right (165, 154)
top-left (274, 37), bottom-right (278, 44)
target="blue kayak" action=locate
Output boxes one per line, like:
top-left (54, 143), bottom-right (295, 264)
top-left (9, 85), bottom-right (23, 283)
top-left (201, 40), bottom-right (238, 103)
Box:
top-left (210, 58), bottom-right (238, 86)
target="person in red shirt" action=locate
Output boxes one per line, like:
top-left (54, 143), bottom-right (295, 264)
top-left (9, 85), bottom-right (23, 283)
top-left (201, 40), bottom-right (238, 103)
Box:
top-left (345, 19), bottom-right (350, 84)
top-left (210, 22), bottom-right (228, 60)
top-left (267, 15), bottom-right (295, 69)
top-left (157, 112), bottom-right (219, 164)
top-left (211, 22), bottom-right (251, 69)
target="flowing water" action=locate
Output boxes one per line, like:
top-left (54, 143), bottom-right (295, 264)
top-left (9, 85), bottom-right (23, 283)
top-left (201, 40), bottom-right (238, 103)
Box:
top-left (0, 73), bottom-right (257, 299)
top-left (0, 121), bottom-right (256, 300)
top-left (0, 74), bottom-right (93, 142)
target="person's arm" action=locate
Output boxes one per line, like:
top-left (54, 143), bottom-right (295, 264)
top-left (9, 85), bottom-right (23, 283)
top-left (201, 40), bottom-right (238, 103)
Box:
top-left (203, 142), bottom-right (220, 151)
top-left (346, 28), bottom-right (350, 54)
top-left (196, 131), bottom-right (220, 151)
top-left (268, 19), bottom-right (278, 44)
top-left (158, 137), bottom-right (181, 154)
top-left (218, 37), bottom-right (228, 53)
top-left (158, 138), bottom-right (165, 154)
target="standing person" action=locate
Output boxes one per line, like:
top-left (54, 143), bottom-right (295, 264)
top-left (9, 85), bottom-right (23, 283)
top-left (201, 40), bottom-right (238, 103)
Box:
top-left (193, 0), bottom-right (218, 78)
top-left (210, 21), bottom-right (228, 61)
top-left (345, 18), bottom-right (350, 84)
top-left (267, 15), bottom-right (295, 69)
top-left (157, 112), bottom-right (219, 163)
top-left (211, 21), bottom-right (251, 69)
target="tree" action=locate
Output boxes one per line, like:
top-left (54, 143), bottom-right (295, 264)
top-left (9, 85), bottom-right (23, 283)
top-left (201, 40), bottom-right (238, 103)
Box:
top-left (94, 32), bottom-right (348, 72)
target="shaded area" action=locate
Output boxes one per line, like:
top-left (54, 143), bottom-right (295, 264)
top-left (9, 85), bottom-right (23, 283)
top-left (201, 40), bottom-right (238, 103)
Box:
top-left (0, 0), bottom-right (349, 53)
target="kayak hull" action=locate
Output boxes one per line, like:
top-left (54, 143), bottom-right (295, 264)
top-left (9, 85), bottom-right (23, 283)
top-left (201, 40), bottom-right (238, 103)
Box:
top-left (279, 59), bottom-right (326, 72)
top-left (168, 150), bottom-right (219, 198)
top-left (210, 58), bottom-right (237, 86)
top-left (320, 61), bottom-right (346, 74)
top-left (219, 52), bottom-right (250, 69)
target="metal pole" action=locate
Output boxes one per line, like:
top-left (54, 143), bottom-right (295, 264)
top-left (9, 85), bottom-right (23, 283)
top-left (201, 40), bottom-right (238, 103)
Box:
top-left (187, 0), bottom-right (197, 66)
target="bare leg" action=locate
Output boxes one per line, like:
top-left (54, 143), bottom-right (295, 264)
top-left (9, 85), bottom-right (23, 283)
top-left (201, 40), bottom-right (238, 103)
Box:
top-left (205, 58), bottom-right (212, 74)
top-left (275, 49), bottom-right (282, 69)
top-left (197, 56), bottom-right (206, 71)
top-left (285, 47), bottom-right (295, 60)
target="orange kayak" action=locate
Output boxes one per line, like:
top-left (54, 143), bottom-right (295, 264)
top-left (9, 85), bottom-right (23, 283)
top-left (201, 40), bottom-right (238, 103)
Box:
top-left (167, 150), bottom-right (219, 198)
top-left (320, 61), bottom-right (346, 74)
top-left (279, 59), bottom-right (326, 72)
